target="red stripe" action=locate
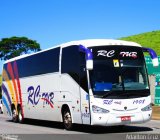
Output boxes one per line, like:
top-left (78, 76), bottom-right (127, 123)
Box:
top-left (13, 61), bottom-right (24, 119)
top-left (7, 63), bottom-right (19, 104)
top-left (41, 98), bottom-right (54, 108)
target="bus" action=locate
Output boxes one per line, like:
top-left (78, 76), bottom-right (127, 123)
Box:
top-left (2, 39), bottom-right (159, 130)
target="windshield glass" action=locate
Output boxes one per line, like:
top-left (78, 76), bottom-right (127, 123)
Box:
top-left (89, 45), bottom-right (149, 99)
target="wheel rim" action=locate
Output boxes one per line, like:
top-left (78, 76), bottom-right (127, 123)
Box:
top-left (12, 109), bottom-right (17, 122)
top-left (63, 112), bottom-right (72, 129)
top-left (18, 110), bottom-right (23, 122)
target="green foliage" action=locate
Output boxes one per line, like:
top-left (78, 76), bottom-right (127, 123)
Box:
top-left (0, 36), bottom-right (41, 60)
top-left (119, 30), bottom-right (160, 55)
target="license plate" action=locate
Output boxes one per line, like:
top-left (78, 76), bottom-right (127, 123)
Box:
top-left (121, 116), bottom-right (131, 121)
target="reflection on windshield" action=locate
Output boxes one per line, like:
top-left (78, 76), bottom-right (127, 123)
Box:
top-left (89, 59), bottom-right (149, 98)
top-left (122, 66), bottom-right (148, 90)
top-left (90, 60), bottom-right (122, 91)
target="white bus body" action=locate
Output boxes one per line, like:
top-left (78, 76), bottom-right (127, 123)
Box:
top-left (2, 39), bottom-right (158, 129)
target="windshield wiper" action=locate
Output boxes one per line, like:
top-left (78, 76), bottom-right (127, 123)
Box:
top-left (120, 91), bottom-right (147, 97)
top-left (99, 90), bottom-right (114, 98)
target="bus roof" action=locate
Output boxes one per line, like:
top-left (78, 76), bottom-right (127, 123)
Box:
top-left (4, 39), bottom-right (141, 63)
top-left (60, 39), bottom-right (141, 48)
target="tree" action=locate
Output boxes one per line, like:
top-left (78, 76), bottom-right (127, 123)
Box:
top-left (0, 36), bottom-right (41, 60)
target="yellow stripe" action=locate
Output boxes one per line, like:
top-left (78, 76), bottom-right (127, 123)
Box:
top-left (2, 69), bottom-right (17, 109)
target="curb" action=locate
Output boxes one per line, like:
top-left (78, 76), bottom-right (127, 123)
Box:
top-left (152, 106), bottom-right (160, 120)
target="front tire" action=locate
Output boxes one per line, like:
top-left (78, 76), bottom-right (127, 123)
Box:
top-left (62, 109), bottom-right (73, 130)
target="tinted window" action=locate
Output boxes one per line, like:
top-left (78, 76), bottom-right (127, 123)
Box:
top-left (61, 46), bottom-right (80, 83)
top-left (61, 45), bottom-right (88, 92)
top-left (89, 45), bottom-right (149, 99)
top-left (3, 47), bottom-right (60, 78)
top-left (79, 52), bottom-right (88, 92)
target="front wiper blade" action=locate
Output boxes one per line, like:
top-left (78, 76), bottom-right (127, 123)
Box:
top-left (120, 92), bottom-right (146, 97)
top-left (100, 90), bottom-right (114, 98)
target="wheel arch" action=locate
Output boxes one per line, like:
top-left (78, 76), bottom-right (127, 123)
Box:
top-left (61, 104), bottom-right (74, 123)
top-left (11, 103), bottom-right (16, 111)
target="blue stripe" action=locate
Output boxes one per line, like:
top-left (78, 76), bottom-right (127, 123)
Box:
top-left (2, 84), bottom-right (12, 106)
top-left (2, 96), bottom-right (11, 116)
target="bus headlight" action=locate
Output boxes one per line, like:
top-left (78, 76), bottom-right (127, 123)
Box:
top-left (141, 104), bottom-right (152, 111)
top-left (92, 105), bottom-right (109, 113)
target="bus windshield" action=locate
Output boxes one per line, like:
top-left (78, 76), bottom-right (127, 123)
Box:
top-left (89, 45), bottom-right (150, 99)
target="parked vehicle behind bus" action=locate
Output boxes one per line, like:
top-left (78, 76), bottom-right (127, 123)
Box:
top-left (2, 39), bottom-right (158, 130)
top-left (0, 99), bottom-right (3, 114)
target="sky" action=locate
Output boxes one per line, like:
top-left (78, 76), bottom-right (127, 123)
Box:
top-left (0, 0), bottom-right (160, 71)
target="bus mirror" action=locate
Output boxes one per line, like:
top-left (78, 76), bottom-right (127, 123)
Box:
top-left (86, 60), bottom-right (93, 70)
top-left (79, 44), bottom-right (93, 70)
top-left (152, 58), bottom-right (159, 67)
top-left (143, 47), bottom-right (159, 67)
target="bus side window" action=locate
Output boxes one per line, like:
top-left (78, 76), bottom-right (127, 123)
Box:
top-left (61, 45), bottom-right (80, 84)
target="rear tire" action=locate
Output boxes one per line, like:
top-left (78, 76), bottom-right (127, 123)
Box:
top-left (12, 108), bottom-right (18, 122)
top-left (18, 107), bottom-right (24, 123)
top-left (62, 108), bottom-right (73, 130)
top-left (0, 109), bottom-right (3, 114)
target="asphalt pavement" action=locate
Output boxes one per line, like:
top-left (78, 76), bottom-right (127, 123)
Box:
top-left (0, 114), bottom-right (160, 140)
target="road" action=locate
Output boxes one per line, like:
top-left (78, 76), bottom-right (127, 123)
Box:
top-left (0, 114), bottom-right (160, 140)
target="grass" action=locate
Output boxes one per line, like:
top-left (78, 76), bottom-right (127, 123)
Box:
top-left (119, 30), bottom-right (160, 55)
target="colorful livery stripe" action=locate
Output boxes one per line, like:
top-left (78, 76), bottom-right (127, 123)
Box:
top-left (13, 61), bottom-right (24, 118)
top-left (2, 69), bottom-right (15, 103)
top-left (2, 96), bottom-right (11, 116)
top-left (2, 61), bottom-right (24, 118)
top-left (7, 62), bottom-right (19, 104)
top-left (2, 84), bottom-right (12, 107)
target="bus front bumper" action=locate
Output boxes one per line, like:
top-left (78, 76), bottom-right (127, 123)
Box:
top-left (91, 111), bottom-right (152, 126)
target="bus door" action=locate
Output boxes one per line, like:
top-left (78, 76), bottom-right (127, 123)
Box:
top-left (61, 46), bottom-right (82, 124)
top-left (79, 52), bottom-right (90, 125)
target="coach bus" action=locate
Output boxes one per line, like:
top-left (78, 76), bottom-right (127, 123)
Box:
top-left (2, 39), bottom-right (159, 130)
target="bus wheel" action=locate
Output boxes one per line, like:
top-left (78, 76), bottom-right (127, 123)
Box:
top-left (62, 109), bottom-right (73, 130)
top-left (12, 108), bottom-right (18, 122)
top-left (18, 107), bottom-right (23, 123)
